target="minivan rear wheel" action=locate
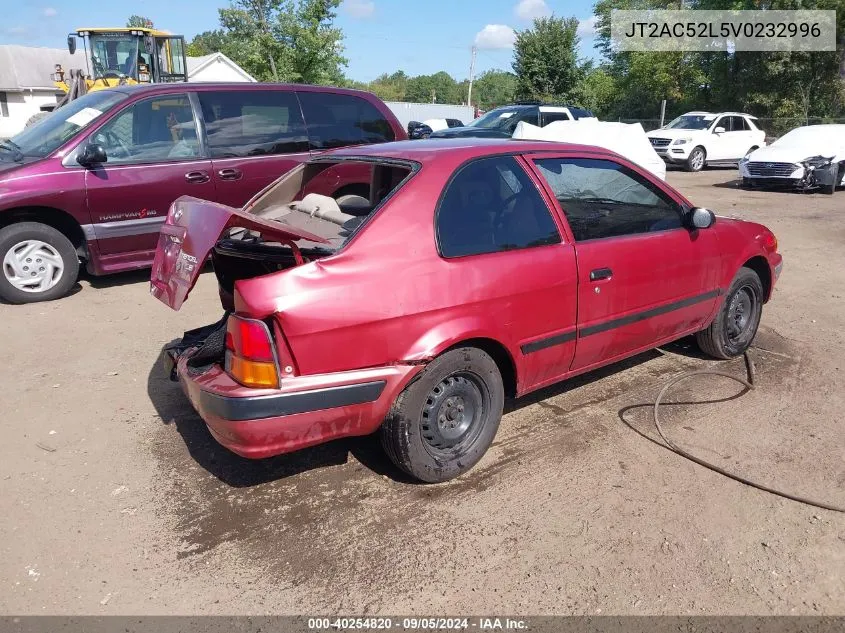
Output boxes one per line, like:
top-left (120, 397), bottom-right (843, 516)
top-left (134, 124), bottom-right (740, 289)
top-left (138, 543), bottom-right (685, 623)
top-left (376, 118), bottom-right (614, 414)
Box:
top-left (381, 347), bottom-right (504, 483)
top-left (0, 222), bottom-right (79, 304)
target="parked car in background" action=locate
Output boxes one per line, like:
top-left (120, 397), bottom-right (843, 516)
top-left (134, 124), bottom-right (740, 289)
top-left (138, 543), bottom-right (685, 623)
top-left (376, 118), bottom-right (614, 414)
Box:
top-left (647, 112), bottom-right (766, 172)
top-left (0, 82), bottom-right (405, 304)
top-left (739, 124), bottom-right (845, 194)
top-left (153, 138), bottom-right (782, 483)
top-left (428, 103), bottom-right (595, 139)
top-left (407, 118), bottom-right (464, 139)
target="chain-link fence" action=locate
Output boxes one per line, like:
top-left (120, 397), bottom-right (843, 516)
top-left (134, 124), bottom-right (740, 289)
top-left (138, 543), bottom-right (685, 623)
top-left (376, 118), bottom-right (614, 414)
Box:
top-left (617, 117), bottom-right (845, 139)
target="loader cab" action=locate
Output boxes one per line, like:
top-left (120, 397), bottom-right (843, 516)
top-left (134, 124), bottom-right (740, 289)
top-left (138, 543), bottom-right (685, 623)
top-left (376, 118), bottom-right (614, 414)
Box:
top-left (61, 28), bottom-right (188, 86)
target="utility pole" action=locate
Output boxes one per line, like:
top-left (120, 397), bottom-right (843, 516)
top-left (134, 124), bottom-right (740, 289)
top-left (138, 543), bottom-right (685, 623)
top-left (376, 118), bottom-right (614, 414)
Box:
top-left (660, 99), bottom-right (666, 127)
top-left (467, 45), bottom-right (477, 107)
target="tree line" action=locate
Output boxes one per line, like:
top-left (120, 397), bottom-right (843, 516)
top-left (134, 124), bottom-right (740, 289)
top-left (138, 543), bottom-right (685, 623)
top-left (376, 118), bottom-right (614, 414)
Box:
top-left (135, 0), bottom-right (845, 125)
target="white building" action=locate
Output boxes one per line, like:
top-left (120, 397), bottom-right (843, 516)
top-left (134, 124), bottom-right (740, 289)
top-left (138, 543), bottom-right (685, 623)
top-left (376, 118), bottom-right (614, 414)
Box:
top-left (0, 46), bottom-right (255, 138)
top-left (185, 52), bottom-right (256, 83)
top-left (0, 45), bottom-right (79, 138)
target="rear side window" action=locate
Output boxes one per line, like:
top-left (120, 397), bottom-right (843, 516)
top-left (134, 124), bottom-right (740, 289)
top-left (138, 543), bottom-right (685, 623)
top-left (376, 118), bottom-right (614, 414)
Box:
top-left (534, 157), bottom-right (682, 241)
top-left (198, 90), bottom-right (309, 157)
top-left (541, 112), bottom-right (572, 126)
top-left (437, 155), bottom-right (560, 258)
top-left (297, 91), bottom-right (395, 150)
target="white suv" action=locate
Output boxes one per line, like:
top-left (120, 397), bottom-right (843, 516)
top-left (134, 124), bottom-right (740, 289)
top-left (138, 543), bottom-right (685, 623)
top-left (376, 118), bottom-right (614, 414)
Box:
top-left (647, 112), bottom-right (766, 172)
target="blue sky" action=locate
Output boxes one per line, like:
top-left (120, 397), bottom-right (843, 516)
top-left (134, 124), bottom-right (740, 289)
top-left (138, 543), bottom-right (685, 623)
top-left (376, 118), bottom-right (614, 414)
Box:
top-left (0, 0), bottom-right (600, 82)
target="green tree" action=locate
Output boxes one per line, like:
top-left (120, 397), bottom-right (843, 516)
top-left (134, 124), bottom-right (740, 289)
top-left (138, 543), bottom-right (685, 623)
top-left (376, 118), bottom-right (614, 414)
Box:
top-left (574, 65), bottom-right (617, 117)
top-left (512, 16), bottom-right (584, 102)
top-left (472, 70), bottom-right (517, 109)
top-left (126, 15), bottom-right (154, 29)
top-left (404, 71), bottom-right (462, 103)
top-left (215, 0), bottom-right (346, 83)
top-left (186, 30), bottom-right (234, 57)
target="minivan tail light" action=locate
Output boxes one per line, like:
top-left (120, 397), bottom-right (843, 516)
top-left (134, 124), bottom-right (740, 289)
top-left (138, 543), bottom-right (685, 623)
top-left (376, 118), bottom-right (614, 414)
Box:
top-left (224, 315), bottom-right (279, 388)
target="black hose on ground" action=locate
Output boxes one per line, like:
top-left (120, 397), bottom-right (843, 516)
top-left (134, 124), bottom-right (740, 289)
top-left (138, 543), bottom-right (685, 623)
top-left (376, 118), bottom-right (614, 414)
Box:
top-left (650, 351), bottom-right (845, 513)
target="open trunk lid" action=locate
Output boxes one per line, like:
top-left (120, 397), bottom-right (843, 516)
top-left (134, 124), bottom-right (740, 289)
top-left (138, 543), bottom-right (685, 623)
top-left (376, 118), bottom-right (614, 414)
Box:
top-left (150, 196), bottom-right (329, 311)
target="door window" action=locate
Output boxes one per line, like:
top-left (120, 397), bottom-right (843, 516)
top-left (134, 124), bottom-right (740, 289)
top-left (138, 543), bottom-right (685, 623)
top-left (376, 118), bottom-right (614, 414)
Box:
top-left (199, 91), bottom-right (309, 158)
top-left (437, 155), bottom-right (560, 258)
top-left (541, 112), bottom-right (571, 126)
top-left (533, 157), bottom-right (682, 242)
top-left (92, 94), bottom-right (199, 165)
top-left (730, 116), bottom-right (749, 131)
top-left (297, 91), bottom-right (395, 150)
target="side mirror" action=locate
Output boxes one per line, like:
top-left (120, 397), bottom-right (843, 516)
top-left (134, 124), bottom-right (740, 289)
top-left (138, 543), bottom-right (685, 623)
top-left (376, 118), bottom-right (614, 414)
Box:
top-left (67, 34), bottom-right (77, 55)
top-left (77, 143), bottom-right (107, 167)
top-left (687, 207), bottom-right (715, 230)
top-left (713, 126), bottom-right (726, 134)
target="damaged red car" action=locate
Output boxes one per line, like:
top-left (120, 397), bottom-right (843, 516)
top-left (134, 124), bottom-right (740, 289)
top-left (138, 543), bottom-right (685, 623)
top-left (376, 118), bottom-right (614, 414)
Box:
top-left (152, 138), bottom-right (782, 483)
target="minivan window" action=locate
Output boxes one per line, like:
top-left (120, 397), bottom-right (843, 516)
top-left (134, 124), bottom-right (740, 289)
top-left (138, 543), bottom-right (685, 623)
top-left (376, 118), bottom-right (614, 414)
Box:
top-left (297, 91), bottom-right (395, 150)
top-left (8, 91), bottom-right (127, 159)
top-left (199, 90), bottom-right (309, 157)
top-left (92, 94), bottom-right (199, 164)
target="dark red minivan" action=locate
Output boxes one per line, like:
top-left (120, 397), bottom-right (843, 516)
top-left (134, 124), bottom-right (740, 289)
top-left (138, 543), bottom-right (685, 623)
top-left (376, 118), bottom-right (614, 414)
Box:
top-left (0, 83), bottom-right (405, 303)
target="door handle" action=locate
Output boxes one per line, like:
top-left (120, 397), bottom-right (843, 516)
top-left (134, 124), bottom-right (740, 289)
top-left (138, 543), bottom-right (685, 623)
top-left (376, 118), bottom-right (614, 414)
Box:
top-left (184, 170), bottom-right (210, 184)
top-left (218, 168), bottom-right (243, 181)
top-left (590, 267), bottom-right (613, 281)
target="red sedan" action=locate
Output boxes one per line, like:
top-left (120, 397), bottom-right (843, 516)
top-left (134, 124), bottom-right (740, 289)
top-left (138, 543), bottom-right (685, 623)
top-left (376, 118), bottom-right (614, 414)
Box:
top-left (152, 138), bottom-right (782, 483)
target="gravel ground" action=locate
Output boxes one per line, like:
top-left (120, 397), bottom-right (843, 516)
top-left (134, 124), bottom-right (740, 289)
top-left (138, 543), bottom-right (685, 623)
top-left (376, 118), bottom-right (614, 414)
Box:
top-left (1, 168), bottom-right (843, 616)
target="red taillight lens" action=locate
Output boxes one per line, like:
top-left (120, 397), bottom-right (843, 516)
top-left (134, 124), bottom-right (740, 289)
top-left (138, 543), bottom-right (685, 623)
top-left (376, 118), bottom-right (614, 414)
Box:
top-left (226, 316), bottom-right (275, 361)
top-left (225, 315), bottom-right (279, 388)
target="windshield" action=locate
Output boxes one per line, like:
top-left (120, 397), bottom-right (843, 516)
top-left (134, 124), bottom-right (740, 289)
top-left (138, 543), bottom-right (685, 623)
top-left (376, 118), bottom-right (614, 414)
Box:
top-left (89, 33), bottom-right (141, 79)
top-left (664, 114), bottom-right (715, 130)
top-left (8, 91), bottom-right (128, 159)
top-left (468, 108), bottom-right (522, 130)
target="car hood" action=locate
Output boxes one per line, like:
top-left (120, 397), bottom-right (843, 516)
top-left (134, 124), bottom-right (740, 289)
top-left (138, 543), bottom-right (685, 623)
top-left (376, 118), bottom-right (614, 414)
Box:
top-left (150, 196), bottom-right (329, 311)
top-left (429, 127), bottom-right (511, 139)
top-left (748, 143), bottom-right (844, 164)
top-left (646, 128), bottom-right (706, 140)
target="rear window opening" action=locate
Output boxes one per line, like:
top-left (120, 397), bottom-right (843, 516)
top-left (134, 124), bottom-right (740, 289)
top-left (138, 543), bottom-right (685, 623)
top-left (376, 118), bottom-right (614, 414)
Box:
top-left (212, 159), bottom-right (415, 305)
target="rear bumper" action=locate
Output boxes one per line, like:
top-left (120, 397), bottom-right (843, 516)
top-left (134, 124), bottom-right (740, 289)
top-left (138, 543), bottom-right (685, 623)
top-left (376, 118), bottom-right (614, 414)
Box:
top-left (173, 351), bottom-right (423, 459)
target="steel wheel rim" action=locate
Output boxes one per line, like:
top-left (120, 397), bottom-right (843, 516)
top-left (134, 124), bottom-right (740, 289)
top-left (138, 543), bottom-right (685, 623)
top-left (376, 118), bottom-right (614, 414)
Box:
top-left (691, 150), bottom-right (704, 170)
top-left (2, 240), bottom-right (65, 293)
top-left (421, 372), bottom-right (488, 453)
top-left (725, 284), bottom-right (756, 345)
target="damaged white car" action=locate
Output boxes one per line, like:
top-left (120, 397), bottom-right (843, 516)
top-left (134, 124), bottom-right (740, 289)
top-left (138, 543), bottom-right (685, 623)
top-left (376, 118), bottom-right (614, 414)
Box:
top-left (740, 124), bottom-right (845, 195)
top-left (512, 119), bottom-right (666, 180)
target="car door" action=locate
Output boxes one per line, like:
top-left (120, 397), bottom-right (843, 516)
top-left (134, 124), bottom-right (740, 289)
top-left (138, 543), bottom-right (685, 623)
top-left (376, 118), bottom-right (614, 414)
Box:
top-left (198, 89), bottom-right (312, 209)
top-left (434, 155), bottom-right (578, 392)
top-left (706, 116), bottom-right (732, 160)
top-left (526, 154), bottom-right (722, 371)
top-left (83, 92), bottom-right (215, 259)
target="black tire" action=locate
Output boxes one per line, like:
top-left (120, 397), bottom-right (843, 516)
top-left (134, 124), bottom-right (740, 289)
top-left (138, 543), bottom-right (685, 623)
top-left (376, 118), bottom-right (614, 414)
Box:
top-left (696, 267), bottom-right (763, 359)
top-left (823, 163), bottom-right (842, 195)
top-left (0, 222), bottom-right (79, 304)
top-left (685, 146), bottom-right (706, 172)
top-left (381, 347), bottom-right (504, 483)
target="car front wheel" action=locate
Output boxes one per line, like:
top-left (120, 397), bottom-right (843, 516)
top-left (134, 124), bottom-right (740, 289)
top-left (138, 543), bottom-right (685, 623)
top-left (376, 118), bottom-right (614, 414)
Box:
top-left (381, 347), bottom-right (504, 483)
top-left (686, 146), bottom-right (706, 172)
top-left (0, 222), bottom-right (79, 304)
top-left (696, 267), bottom-right (763, 359)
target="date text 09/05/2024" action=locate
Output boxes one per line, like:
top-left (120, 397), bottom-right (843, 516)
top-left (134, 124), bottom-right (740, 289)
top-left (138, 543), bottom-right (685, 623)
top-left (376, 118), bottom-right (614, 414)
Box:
top-left (307, 617), bottom-right (528, 630)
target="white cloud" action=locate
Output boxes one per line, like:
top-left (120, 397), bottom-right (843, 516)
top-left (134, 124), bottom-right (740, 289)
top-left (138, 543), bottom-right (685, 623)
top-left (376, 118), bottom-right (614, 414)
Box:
top-left (343, 0), bottom-right (375, 19)
top-left (42, 7), bottom-right (58, 17)
top-left (515, 0), bottom-right (550, 21)
top-left (577, 16), bottom-right (598, 37)
top-left (474, 24), bottom-right (517, 50)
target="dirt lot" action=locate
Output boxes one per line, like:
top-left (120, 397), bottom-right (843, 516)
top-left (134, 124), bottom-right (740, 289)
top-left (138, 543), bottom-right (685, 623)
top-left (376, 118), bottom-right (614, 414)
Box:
top-left (1, 168), bottom-right (844, 616)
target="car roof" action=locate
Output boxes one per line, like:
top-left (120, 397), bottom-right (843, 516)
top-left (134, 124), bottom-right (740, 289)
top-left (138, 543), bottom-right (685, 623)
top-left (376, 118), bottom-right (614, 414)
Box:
top-left (319, 137), bottom-right (620, 165)
top-left (106, 82), bottom-right (380, 99)
top-left (684, 110), bottom-right (756, 118)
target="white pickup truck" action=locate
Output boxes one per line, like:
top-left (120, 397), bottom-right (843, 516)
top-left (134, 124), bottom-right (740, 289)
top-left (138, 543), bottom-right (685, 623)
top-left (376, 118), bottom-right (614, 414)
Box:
top-left (647, 112), bottom-right (766, 172)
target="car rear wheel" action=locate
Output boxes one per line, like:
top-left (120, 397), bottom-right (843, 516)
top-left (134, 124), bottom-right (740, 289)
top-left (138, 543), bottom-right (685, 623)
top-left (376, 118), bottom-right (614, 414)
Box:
top-left (381, 347), bottom-right (504, 483)
top-left (696, 267), bottom-right (763, 359)
top-left (0, 222), bottom-right (79, 304)
top-left (686, 146), bottom-right (706, 172)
